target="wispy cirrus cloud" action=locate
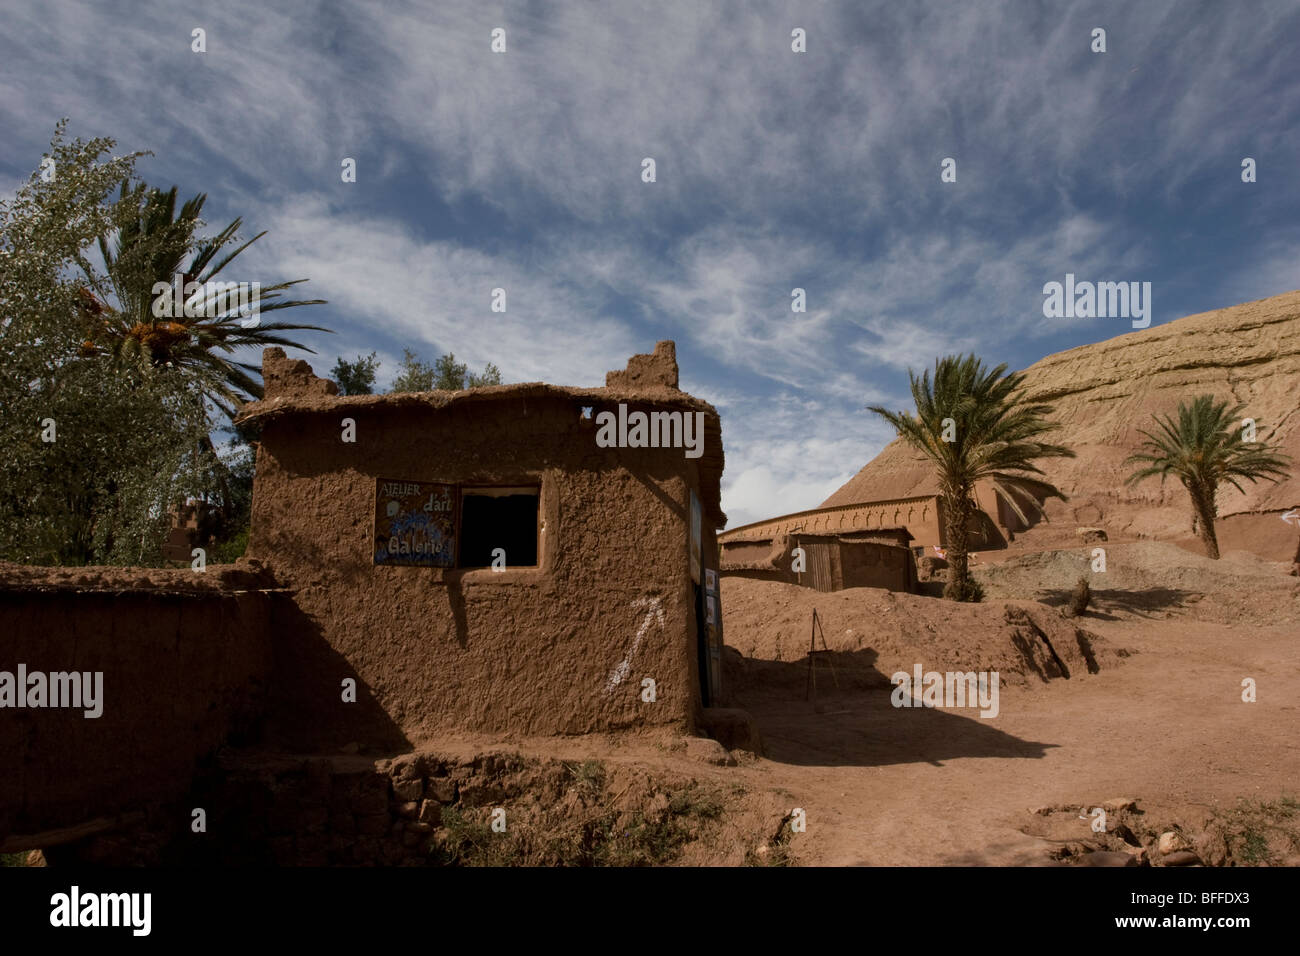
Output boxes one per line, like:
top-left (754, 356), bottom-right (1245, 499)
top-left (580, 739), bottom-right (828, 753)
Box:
top-left (255, 198), bottom-right (643, 387)
top-left (3, 0), bottom-right (1299, 524)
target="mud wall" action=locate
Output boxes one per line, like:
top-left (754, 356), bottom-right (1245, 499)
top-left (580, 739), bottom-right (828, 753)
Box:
top-left (721, 495), bottom-right (944, 553)
top-left (1181, 511), bottom-right (1300, 564)
top-left (723, 541), bottom-right (773, 564)
top-left (0, 567), bottom-right (273, 839)
top-left (249, 395), bottom-right (711, 749)
top-left (839, 541), bottom-right (915, 591)
top-left (720, 536), bottom-right (914, 593)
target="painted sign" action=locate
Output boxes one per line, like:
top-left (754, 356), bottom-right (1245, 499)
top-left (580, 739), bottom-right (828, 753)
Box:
top-left (689, 489), bottom-right (702, 584)
top-left (374, 478), bottom-right (457, 566)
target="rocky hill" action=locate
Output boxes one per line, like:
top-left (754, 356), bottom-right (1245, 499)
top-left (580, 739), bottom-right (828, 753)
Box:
top-left (824, 290), bottom-right (1300, 561)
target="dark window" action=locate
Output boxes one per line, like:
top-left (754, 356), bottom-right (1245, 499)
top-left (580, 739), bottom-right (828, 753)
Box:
top-left (459, 486), bottom-right (539, 568)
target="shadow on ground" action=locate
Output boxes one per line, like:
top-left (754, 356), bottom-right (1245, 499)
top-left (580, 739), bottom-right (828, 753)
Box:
top-left (725, 649), bottom-right (1057, 769)
top-left (1031, 586), bottom-right (1196, 621)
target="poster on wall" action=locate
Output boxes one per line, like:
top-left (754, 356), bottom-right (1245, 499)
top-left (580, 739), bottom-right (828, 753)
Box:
top-left (689, 490), bottom-right (702, 584)
top-left (374, 478), bottom-right (457, 566)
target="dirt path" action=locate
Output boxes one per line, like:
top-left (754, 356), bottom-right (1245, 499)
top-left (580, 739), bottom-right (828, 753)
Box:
top-left (728, 615), bottom-right (1299, 865)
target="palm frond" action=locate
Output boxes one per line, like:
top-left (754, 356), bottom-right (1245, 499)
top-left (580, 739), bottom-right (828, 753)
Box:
top-left (78, 180), bottom-right (330, 420)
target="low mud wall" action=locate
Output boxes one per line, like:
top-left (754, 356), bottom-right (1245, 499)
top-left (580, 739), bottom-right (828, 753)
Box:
top-left (0, 565), bottom-right (274, 842)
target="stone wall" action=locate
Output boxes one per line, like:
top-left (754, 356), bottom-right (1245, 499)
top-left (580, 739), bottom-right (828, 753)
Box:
top-left (45, 745), bottom-right (747, 867)
top-left (189, 751), bottom-right (487, 867)
top-left (43, 750), bottom-right (524, 866)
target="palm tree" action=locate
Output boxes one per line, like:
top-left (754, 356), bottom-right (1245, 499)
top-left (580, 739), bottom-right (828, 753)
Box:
top-left (869, 354), bottom-right (1076, 600)
top-left (74, 183), bottom-right (330, 529)
top-left (75, 182), bottom-right (329, 420)
top-left (1124, 394), bottom-right (1291, 559)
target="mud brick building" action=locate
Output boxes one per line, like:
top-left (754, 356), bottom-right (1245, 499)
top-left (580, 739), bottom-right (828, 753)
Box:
top-left (159, 499), bottom-right (211, 562)
top-left (718, 481), bottom-right (1040, 582)
top-left (0, 341), bottom-right (728, 846)
top-left (719, 525), bottom-right (918, 593)
top-left (238, 341), bottom-right (727, 748)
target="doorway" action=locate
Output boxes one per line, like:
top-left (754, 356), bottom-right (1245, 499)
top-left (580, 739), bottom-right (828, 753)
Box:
top-left (693, 582), bottom-right (711, 707)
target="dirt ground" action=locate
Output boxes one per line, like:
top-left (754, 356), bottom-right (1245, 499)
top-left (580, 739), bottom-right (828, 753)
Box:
top-left (382, 542), bottom-right (1298, 866)
top-left (726, 618), bottom-right (1298, 864)
top-left (49, 539), bottom-right (1270, 867)
top-left (707, 542), bottom-right (1300, 865)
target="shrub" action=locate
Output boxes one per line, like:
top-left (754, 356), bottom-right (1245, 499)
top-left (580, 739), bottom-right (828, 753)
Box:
top-left (1065, 576), bottom-right (1091, 618)
top-left (945, 576), bottom-right (984, 602)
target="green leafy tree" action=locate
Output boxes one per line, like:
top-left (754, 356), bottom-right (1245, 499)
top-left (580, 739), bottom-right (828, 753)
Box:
top-left (199, 420), bottom-right (259, 563)
top-left (467, 361), bottom-right (502, 388)
top-left (390, 349), bottom-right (502, 392)
top-left (434, 352), bottom-right (469, 390)
top-left (390, 348), bottom-right (436, 392)
top-left (868, 354), bottom-right (1075, 600)
top-left (0, 121), bottom-right (215, 565)
top-left (331, 351), bottom-right (379, 395)
top-left (1124, 394), bottom-right (1291, 559)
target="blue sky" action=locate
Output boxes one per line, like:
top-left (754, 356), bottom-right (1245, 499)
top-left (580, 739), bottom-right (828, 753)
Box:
top-left (4, 1), bottom-right (1299, 526)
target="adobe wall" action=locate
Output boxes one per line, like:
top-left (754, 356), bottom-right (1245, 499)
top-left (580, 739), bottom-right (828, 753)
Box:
top-left (247, 393), bottom-right (716, 749)
top-left (722, 481), bottom-right (1064, 560)
top-left (978, 482), bottom-right (1058, 542)
top-left (719, 539), bottom-right (783, 568)
top-left (0, 565), bottom-right (273, 841)
top-left (838, 541), bottom-right (914, 592)
top-left (721, 496), bottom-right (944, 552)
top-left (719, 534), bottom-right (914, 593)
